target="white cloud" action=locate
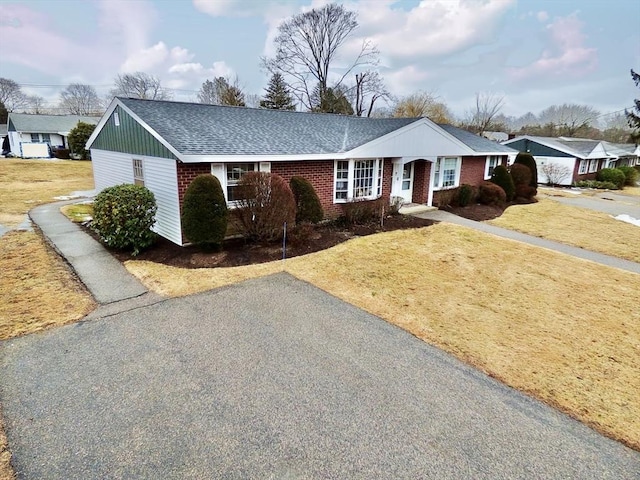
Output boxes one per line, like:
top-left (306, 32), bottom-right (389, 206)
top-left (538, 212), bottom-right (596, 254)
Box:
top-left (193, 0), bottom-right (282, 17)
top-left (537, 11), bottom-right (549, 22)
top-left (509, 12), bottom-right (597, 81)
top-left (347, 0), bottom-right (515, 59)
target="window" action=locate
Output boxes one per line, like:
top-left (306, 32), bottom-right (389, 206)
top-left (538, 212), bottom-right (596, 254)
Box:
top-left (114, 112), bottom-right (120, 126)
top-left (433, 157), bottom-right (461, 189)
top-left (485, 155), bottom-right (500, 179)
top-left (226, 163), bottom-right (256, 201)
top-left (41, 133), bottom-right (51, 144)
top-left (588, 159), bottom-right (598, 173)
top-left (133, 159), bottom-right (144, 186)
top-left (30, 133), bottom-right (39, 143)
top-left (333, 158), bottom-right (384, 202)
top-left (578, 160), bottom-right (587, 174)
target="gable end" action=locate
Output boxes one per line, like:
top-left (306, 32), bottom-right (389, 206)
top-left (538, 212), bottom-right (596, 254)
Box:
top-left (90, 105), bottom-right (177, 160)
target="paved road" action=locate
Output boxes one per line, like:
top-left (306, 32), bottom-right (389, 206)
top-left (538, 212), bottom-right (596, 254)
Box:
top-left (1, 273), bottom-right (638, 479)
top-left (549, 191), bottom-right (640, 218)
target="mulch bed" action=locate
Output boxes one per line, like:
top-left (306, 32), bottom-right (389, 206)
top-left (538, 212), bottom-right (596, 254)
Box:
top-left (97, 204), bottom-right (510, 269)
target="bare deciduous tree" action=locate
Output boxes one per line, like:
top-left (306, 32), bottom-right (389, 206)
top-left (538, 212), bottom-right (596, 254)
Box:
top-left (538, 103), bottom-right (599, 136)
top-left (197, 77), bottom-right (245, 106)
top-left (0, 77), bottom-right (28, 112)
top-left (262, 3), bottom-right (378, 110)
top-left (463, 92), bottom-right (505, 135)
top-left (540, 163), bottom-right (571, 186)
top-left (26, 95), bottom-right (47, 114)
top-left (392, 91), bottom-right (453, 123)
top-left (110, 72), bottom-right (172, 100)
top-left (352, 71), bottom-right (389, 117)
top-left (59, 83), bottom-right (103, 115)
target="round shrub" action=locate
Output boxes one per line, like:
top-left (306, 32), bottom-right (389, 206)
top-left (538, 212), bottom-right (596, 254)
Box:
top-left (290, 176), bottom-right (323, 224)
top-left (478, 182), bottom-right (506, 206)
top-left (490, 165), bottom-right (515, 201)
top-left (596, 168), bottom-right (625, 189)
top-left (456, 184), bottom-right (476, 207)
top-left (514, 184), bottom-right (538, 202)
top-left (509, 163), bottom-right (532, 187)
top-left (181, 174), bottom-right (228, 247)
top-left (234, 172), bottom-right (296, 242)
top-left (616, 166), bottom-right (639, 186)
top-left (514, 152), bottom-right (538, 187)
top-left (92, 184), bottom-right (157, 256)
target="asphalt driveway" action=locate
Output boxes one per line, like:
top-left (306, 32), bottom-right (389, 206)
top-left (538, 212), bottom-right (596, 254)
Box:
top-left (548, 189), bottom-right (640, 218)
top-left (1, 273), bottom-right (638, 479)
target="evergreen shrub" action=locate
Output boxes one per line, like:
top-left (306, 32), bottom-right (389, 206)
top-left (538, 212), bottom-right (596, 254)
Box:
top-left (490, 165), bottom-right (515, 201)
top-left (478, 182), bottom-right (507, 205)
top-left (596, 168), bottom-right (625, 189)
top-left (289, 176), bottom-right (323, 224)
top-left (92, 184), bottom-right (157, 255)
top-left (181, 174), bottom-right (228, 247)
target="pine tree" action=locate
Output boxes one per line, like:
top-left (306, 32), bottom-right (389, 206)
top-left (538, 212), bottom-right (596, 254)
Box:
top-left (260, 73), bottom-right (296, 110)
top-left (626, 69), bottom-right (640, 142)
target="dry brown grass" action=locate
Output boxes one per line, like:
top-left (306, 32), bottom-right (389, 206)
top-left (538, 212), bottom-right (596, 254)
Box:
top-left (623, 186), bottom-right (640, 196)
top-left (488, 198), bottom-right (640, 263)
top-left (0, 405), bottom-right (14, 480)
top-left (0, 231), bottom-right (96, 340)
top-left (0, 159), bottom-right (93, 227)
top-left (127, 224), bottom-right (640, 450)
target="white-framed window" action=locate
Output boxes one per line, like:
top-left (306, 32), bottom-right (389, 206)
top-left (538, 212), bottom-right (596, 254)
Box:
top-left (30, 133), bottom-right (39, 142)
top-left (433, 157), bottom-right (461, 190)
top-left (133, 158), bottom-right (144, 186)
top-left (578, 160), bottom-right (588, 174)
top-left (226, 163), bottom-right (256, 202)
top-left (333, 158), bottom-right (384, 202)
top-left (588, 159), bottom-right (598, 173)
top-left (114, 112), bottom-right (120, 126)
top-left (41, 133), bottom-right (51, 144)
top-left (485, 155), bottom-right (500, 179)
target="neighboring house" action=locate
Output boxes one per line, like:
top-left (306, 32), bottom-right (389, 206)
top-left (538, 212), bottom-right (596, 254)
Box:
top-left (601, 142), bottom-right (640, 168)
top-left (502, 135), bottom-right (629, 186)
top-left (87, 97), bottom-right (517, 246)
top-left (7, 113), bottom-right (101, 158)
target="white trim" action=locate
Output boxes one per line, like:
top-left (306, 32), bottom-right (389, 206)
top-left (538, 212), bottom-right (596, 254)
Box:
top-left (432, 157), bottom-right (462, 190)
top-left (484, 155), bottom-right (500, 180)
top-left (333, 158), bottom-right (384, 203)
top-left (427, 161), bottom-right (435, 207)
top-left (588, 158), bottom-right (598, 173)
top-left (578, 159), bottom-right (588, 174)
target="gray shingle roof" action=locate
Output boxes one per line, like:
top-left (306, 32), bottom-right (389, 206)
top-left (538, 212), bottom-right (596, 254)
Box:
top-left (120, 98), bottom-right (419, 156)
top-left (437, 124), bottom-right (517, 153)
top-left (8, 113), bottom-right (101, 134)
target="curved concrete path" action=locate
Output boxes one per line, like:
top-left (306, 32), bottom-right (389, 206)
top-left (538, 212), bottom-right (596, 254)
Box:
top-left (29, 200), bottom-right (149, 304)
top-left (1, 273), bottom-right (639, 479)
top-left (413, 210), bottom-right (640, 274)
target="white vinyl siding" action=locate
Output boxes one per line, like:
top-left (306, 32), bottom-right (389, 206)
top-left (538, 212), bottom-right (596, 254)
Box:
top-left (91, 149), bottom-right (182, 245)
top-left (433, 157), bottom-right (461, 190)
top-left (333, 158), bottom-right (384, 202)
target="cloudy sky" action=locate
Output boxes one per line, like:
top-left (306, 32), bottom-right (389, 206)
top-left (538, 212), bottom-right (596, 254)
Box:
top-left (0, 0), bottom-right (638, 120)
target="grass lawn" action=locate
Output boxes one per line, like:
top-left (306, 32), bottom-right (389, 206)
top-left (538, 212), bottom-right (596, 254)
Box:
top-left (488, 198), bottom-right (640, 263)
top-left (126, 224), bottom-right (640, 450)
top-left (0, 159), bottom-right (94, 227)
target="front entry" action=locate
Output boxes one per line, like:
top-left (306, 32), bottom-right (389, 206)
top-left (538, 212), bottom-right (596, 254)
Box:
top-left (392, 161), bottom-right (414, 204)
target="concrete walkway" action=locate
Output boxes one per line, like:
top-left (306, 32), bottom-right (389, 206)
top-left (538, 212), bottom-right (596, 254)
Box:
top-left (29, 200), bottom-right (150, 304)
top-left (413, 209), bottom-right (640, 274)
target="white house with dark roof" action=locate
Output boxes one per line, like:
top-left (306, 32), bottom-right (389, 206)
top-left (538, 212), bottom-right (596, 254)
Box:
top-left (503, 135), bottom-right (639, 185)
top-left (87, 97), bottom-right (517, 246)
top-left (7, 112), bottom-right (101, 158)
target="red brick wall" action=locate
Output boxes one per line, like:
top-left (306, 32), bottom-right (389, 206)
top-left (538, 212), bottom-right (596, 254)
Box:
top-left (271, 160), bottom-right (340, 217)
top-left (272, 159), bottom-right (393, 219)
top-left (176, 162), bottom-right (212, 205)
top-left (412, 160), bottom-right (429, 204)
top-left (460, 156), bottom-right (487, 186)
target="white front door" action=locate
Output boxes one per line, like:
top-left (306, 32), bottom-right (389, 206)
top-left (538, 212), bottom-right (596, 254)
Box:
top-left (391, 161), bottom-right (414, 204)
